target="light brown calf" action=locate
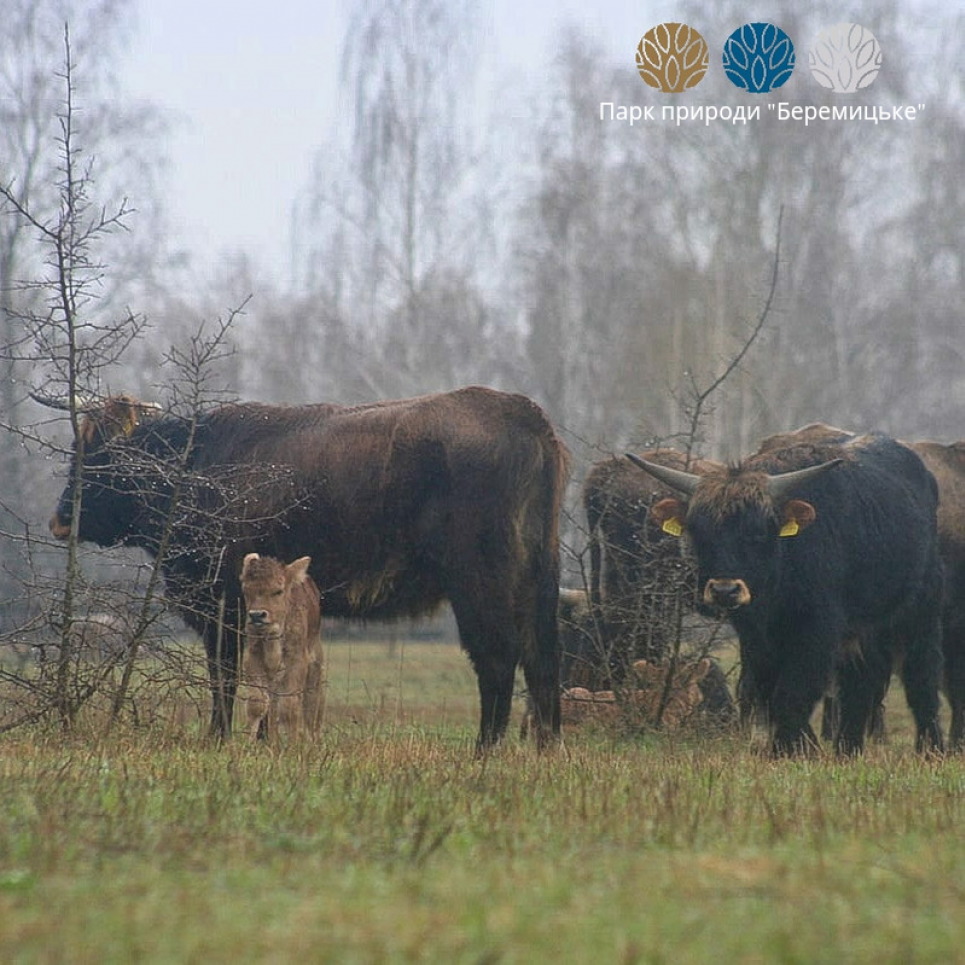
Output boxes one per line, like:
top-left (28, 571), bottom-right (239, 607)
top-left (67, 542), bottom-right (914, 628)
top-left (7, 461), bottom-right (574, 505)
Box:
top-left (629, 658), bottom-right (710, 727)
top-left (560, 687), bottom-right (620, 727)
top-left (559, 658), bottom-right (710, 730)
top-left (240, 553), bottom-right (324, 741)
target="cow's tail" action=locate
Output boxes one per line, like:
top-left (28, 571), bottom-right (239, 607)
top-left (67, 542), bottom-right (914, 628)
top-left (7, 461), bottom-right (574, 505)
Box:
top-left (531, 430), bottom-right (570, 745)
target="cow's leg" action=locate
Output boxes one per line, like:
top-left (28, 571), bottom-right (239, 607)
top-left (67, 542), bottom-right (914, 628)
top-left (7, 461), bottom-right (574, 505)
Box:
top-left (303, 649), bottom-right (325, 739)
top-left (834, 649), bottom-right (890, 756)
top-left (899, 614), bottom-right (945, 754)
top-left (245, 678), bottom-right (269, 740)
top-left (820, 693), bottom-right (840, 742)
top-left (770, 709), bottom-right (820, 757)
top-left (278, 692), bottom-right (302, 740)
top-left (767, 634), bottom-right (829, 757)
top-left (516, 570), bottom-right (561, 751)
top-left (474, 656), bottom-right (518, 751)
top-left (278, 661), bottom-right (310, 739)
top-left (449, 588), bottom-right (521, 752)
top-left (942, 616), bottom-right (965, 751)
top-left (735, 663), bottom-right (763, 733)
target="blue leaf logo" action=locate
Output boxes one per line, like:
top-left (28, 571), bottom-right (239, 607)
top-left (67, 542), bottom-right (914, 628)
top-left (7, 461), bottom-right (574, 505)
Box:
top-left (723, 22), bottom-right (795, 93)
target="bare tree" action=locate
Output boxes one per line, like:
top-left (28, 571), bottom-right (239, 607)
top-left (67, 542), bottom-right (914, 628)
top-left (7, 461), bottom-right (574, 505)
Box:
top-left (0, 0), bottom-right (171, 627)
top-left (0, 25), bottom-right (148, 727)
top-left (0, 25), bottom-right (245, 735)
top-left (295, 0), bottom-right (497, 400)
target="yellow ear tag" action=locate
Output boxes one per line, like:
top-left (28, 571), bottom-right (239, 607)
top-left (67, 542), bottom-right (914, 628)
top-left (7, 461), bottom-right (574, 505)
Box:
top-left (662, 518), bottom-right (684, 537)
top-left (779, 520), bottom-right (799, 538)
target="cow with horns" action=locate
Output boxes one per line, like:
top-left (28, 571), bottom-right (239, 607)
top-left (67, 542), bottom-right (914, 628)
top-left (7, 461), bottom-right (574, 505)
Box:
top-left (626, 433), bottom-right (946, 756)
top-left (36, 387), bottom-right (569, 751)
top-left (755, 424), bottom-right (965, 750)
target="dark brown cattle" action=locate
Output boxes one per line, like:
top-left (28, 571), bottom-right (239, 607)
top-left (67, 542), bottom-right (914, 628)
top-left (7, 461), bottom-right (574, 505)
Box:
top-left (38, 386), bottom-right (569, 750)
top-left (906, 440), bottom-right (965, 748)
top-left (582, 450), bottom-right (722, 682)
top-left (240, 553), bottom-right (324, 741)
top-left (756, 423), bottom-right (857, 454)
top-left (759, 424), bottom-right (965, 749)
top-left (629, 433), bottom-right (945, 756)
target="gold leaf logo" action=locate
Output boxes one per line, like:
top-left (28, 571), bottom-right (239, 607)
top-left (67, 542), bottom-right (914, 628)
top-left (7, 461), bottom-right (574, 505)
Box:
top-left (636, 22), bottom-right (709, 93)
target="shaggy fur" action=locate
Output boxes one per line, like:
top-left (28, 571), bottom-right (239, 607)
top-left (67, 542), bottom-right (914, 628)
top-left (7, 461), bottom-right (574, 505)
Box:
top-left (47, 387), bottom-right (569, 750)
top-left (641, 433), bottom-right (945, 757)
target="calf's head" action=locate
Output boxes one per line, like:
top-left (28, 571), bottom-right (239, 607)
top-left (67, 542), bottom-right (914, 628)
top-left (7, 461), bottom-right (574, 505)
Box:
top-left (241, 553), bottom-right (313, 640)
top-left (625, 453), bottom-right (841, 610)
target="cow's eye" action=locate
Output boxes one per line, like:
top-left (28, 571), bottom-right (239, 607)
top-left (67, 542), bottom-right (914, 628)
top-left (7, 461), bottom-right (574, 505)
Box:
top-left (272, 589), bottom-right (284, 597)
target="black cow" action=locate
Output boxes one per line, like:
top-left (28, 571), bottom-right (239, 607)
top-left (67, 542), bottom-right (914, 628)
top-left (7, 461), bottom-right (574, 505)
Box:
top-left (627, 434), bottom-right (945, 756)
top-left (38, 387), bottom-right (569, 750)
top-left (758, 425), bottom-right (965, 750)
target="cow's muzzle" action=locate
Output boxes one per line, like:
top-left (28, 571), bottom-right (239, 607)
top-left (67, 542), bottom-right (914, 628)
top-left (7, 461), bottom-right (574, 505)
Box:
top-left (246, 610), bottom-right (270, 627)
top-left (49, 514), bottom-right (71, 540)
top-left (704, 579), bottom-right (752, 609)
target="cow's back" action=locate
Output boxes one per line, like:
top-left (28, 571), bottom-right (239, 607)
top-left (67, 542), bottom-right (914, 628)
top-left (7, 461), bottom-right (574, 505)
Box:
top-left (909, 442), bottom-right (965, 564)
top-left (745, 435), bottom-right (940, 623)
top-left (221, 387), bottom-right (567, 621)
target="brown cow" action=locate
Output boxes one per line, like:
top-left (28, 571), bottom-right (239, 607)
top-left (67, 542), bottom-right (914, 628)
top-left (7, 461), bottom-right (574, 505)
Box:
top-left (37, 386), bottom-right (568, 751)
top-left (905, 440), bottom-right (965, 748)
top-left (240, 553), bottom-right (324, 741)
top-left (582, 449), bottom-right (723, 682)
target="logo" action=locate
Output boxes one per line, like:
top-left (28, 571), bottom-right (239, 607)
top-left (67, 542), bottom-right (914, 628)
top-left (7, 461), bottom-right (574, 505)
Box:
top-left (722, 22), bottom-right (795, 93)
top-left (809, 23), bottom-right (882, 92)
top-left (636, 22), bottom-right (709, 93)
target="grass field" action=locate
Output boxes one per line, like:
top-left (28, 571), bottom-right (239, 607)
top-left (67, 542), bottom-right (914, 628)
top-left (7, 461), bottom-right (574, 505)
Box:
top-left (2, 637), bottom-right (965, 963)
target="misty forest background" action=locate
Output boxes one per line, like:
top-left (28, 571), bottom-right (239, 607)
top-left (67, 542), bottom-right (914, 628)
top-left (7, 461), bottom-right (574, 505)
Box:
top-left (1, 0), bottom-right (963, 648)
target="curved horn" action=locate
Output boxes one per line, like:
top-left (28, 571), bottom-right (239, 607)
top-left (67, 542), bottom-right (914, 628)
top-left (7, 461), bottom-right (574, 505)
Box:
top-left (766, 458), bottom-right (844, 500)
top-left (625, 453), bottom-right (702, 496)
top-left (28, 391), bottom-right (97, 412)
top-left (125, 398), bottom-right (162, 415)
top-left (29, 391), bottom-right (161, 416)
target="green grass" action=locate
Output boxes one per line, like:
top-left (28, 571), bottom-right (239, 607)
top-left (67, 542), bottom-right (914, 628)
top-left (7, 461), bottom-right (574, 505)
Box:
top-left (2, 639), bottom-right (965, 963)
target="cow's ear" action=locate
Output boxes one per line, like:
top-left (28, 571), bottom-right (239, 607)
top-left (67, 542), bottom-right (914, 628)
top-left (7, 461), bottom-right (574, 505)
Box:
top-left (241, 553), bottom-right (260, 579)
top-left (81, 396), bottom-right (151, 445)
top-left (779, 499), bottom-right (816, 537)
top-left (287, 556), bottom-right (312, 584)
top-left (651, 497), bottom-right (686, 537)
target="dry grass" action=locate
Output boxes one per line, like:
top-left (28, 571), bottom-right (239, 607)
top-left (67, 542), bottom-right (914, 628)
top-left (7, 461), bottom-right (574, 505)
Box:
top-left (1, 636), bottom-right (965, 962)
